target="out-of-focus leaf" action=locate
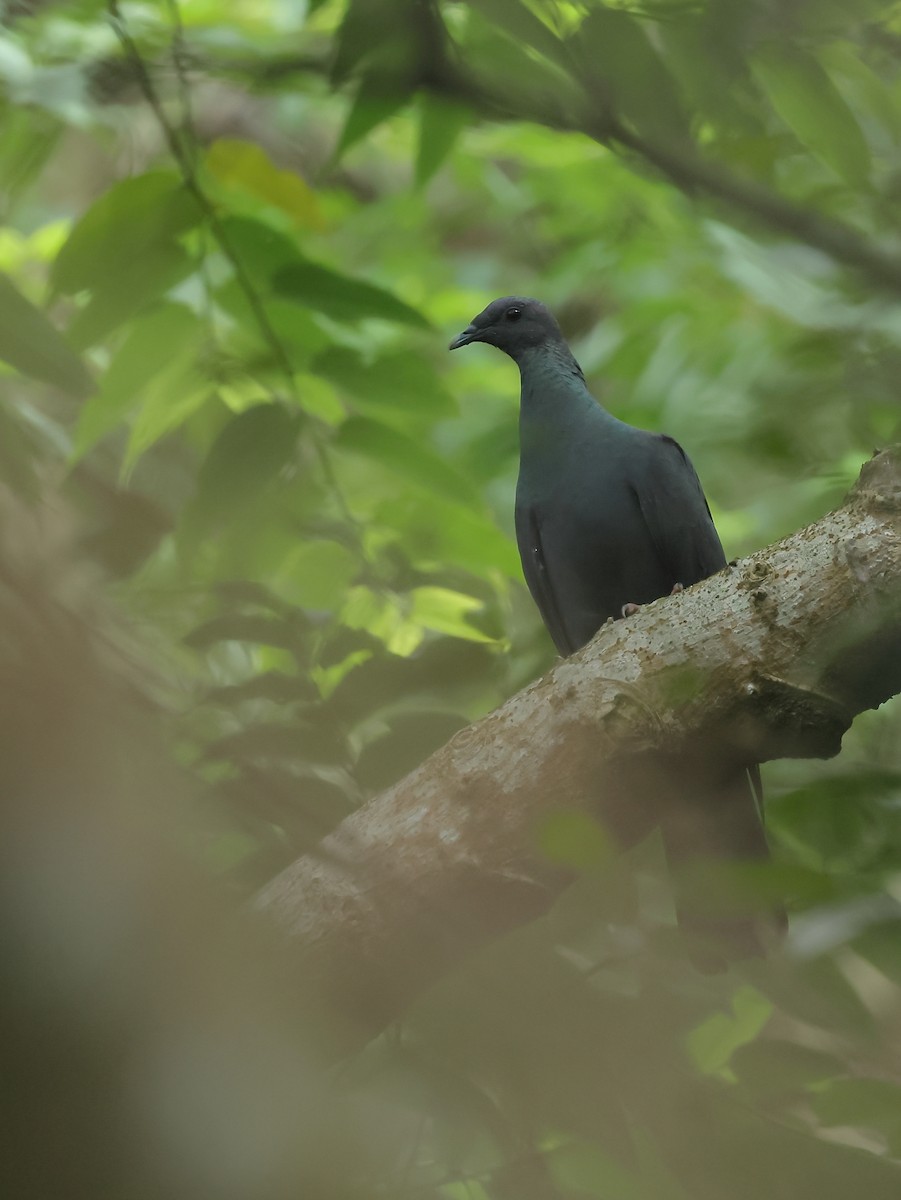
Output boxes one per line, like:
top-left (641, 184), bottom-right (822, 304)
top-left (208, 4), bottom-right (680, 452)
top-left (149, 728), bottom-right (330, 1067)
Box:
top-left (416, 96), bottom-right (469, 187)
top-left (325, 638), bottom-right (497, 723)
top-left (277, 538), bottom-right (359, 611)
top-left (335, 83), bottom-right (407, 160)
top-left (274, 259), bottom-right (430, 327)
top-left (470, 0), bottom-right (571, 74)
top-left (751, 45), bottom-right (871, 186)
top-left (819, 43), bottom-right (901, 146)
top-left (51, 172), bottom-right (202, 295)
top-left (762, 955), bottom-right (878, 1039)
top-left (184, 613), bottom-right (308, 654)
top-left (686, 985), bottom-right (773, 1075)
top-left (204, 721), bottom-right (348, 767)
top-left (184, 403), bottom-right (302, 537)
top-left (577, 8), bottom-right (688, 142)
top-left (814, 1078), bottom-right (901, 1138)
top-left (204, 670), bottom-right (320, 708)
top-left (730, 1039), bottom-right (845, 1098)
top-left (355, 710), bottom-right (467, 790)
top-left (313, 346), bottom-right (457, 420)
top-left (766, 772), bottom-right (901, 868)
top-left (539, 811), bottom-right (612, 871)
top-left (73, 303), bottom-right (201, 458)
top-left (0, 272), bottom-right (93, 396)
top-left (377, 492), bottom-right (521, 578)
top-left (66, 240), bottom-right (194, 349)
top-left (205, 138), bottom-right (325, 228)
top-left (216, 215), bottom-right (302, 287)
top-left (407, 585), bottom-right (496, 643)
top-left (853, 920), bottom-right (901, 986)
top-left (340, 585), bottom-right (423, 656)
top-left (336, 416), bottom-right (479, 505)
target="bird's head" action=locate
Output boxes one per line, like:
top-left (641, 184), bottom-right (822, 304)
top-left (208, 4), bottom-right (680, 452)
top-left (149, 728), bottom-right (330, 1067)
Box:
top-left (448, 297), bottom-right (565, 361)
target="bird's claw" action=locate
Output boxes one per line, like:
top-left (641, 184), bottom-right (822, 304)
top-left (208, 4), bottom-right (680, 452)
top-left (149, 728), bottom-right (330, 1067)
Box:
top-left (622, 583), bottom-right (683, 619)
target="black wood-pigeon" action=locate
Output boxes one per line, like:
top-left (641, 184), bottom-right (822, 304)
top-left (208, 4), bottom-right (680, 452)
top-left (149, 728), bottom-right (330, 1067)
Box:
top-left (450, 296), bottom-right (783, 968)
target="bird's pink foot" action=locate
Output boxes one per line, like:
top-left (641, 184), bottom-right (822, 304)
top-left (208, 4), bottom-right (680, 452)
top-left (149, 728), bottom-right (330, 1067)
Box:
top-left (621, 583), bottom-right (684, 619)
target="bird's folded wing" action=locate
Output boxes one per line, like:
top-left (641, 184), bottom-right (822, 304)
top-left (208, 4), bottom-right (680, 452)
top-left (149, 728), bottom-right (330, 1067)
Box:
top-left (631, 434), bottom-right (727, 587)
top-left (514, 504), bottom-right (575, 656)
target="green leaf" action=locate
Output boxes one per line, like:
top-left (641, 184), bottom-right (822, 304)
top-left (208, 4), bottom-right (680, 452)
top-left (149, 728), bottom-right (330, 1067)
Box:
top-left (730, 1039), bottom-right (845, 1098)
top-left (355, 711), bottom-right (467, 790)
top-left (416, 95), bottom-right (469, 187)
top-left (408, 585), bottom-right (496, 643)
top-left (335, 82), bottom-right (408, 160)
top-left (51, 172), bottom-right (203, 296)
top-left (751, 45), bottom-right (871, 186)
top-left (205, 138), bottom-right (325, 228)
top-left (814, 1078), bottom-right (901, 1137)
top-left (183, 403), bottom-right (302, 537)
top-left (73, 303), bottom-right (201, 458)
top-left (277, 539), bottom-right (360, 611)
top-left (469, 0), bottom-right (572, 74)
top-left (185, 613), bottom-right (307, 654)
top-left (686, 985), bottom-right (773, 1075)
top-left (274, 259), bottom-right (430, 328)
top-left (0, 272), bottom-right (93, 396)
top-left (312, 346), bottom-right (456, 420)
top-left (577, 8), bottom-right (688, 143)
top-left (377, 492), bottom-right (521, 579)
top-left (216, 215), bottom-right (302, 287)
top-left (336, 416), bottom-right (479, 505)
top-left (66, 240), bottom-right (194, 350)
top-left (539, 811), bottom-right (613, 871)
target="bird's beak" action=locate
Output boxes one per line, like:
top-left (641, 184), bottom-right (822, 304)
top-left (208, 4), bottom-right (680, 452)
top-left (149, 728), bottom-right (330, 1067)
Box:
top-left (448, 324), bottom-right (479, 351)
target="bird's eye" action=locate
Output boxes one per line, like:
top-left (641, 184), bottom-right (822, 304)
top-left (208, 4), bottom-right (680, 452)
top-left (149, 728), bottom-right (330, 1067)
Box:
top-left (506, 307), bottom-right (522, 321)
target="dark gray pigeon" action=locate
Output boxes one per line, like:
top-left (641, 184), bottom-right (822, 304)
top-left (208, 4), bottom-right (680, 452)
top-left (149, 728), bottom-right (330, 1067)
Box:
top-left (450, 296), bottom-right (782, 967)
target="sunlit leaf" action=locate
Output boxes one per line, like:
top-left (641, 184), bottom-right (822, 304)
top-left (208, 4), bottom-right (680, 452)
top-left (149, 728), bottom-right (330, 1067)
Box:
top-left (205, 138), bottom-right (325, 228)
top-left (408, 585), bottom-right (496, 643)
top-left (686, 985), bottom-right (773, 1074)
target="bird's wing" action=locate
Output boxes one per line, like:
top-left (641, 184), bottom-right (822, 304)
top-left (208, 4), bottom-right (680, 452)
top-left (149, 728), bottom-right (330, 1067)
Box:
top-left (514, 503), bottom-right (576, 656)
top-left (630, 434), bottom-right (727, 586)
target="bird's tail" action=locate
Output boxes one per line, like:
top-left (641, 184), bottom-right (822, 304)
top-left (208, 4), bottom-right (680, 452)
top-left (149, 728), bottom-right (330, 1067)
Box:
top-left (661, 764), bottom-right (786, 973)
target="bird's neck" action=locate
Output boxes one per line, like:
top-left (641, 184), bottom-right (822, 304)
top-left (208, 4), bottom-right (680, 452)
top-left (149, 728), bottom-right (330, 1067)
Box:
top-left (516, 342), bottom-right (611, 457)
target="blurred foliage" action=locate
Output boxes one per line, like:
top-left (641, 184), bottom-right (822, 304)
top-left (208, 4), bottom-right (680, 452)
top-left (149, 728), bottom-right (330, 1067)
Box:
top-left (3, 0), bottom-right (901, 1195)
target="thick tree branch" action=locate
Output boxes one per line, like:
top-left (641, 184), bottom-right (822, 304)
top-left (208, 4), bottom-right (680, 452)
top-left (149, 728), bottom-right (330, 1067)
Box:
top-left (255, 449), bottom-right (901, 1051)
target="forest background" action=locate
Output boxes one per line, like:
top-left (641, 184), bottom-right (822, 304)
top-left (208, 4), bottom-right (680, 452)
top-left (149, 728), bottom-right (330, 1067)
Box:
top-left (4, 0), bottom-right (901, 1197)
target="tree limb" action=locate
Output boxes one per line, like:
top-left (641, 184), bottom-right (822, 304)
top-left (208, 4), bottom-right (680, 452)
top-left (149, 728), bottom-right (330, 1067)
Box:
top-left (255, 449), bottom-right (901, 1052)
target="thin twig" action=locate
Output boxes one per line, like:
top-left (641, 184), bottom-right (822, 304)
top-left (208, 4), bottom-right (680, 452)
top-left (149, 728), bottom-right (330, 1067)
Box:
top-left (107, 0), bottom-right (365, 547)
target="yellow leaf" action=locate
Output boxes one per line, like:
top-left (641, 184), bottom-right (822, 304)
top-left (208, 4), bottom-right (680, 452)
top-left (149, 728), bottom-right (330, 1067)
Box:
top-left (205, 138), bottom-right (325, 230)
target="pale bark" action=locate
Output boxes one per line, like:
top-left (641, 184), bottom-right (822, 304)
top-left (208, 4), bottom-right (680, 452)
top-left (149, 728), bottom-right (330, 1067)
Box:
top-left (255, 449), bottom-right (901, 1048)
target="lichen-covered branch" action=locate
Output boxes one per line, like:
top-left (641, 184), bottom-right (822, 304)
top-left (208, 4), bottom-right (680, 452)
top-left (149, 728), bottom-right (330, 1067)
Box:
top-left (255, 449), bottom-right (901, 1051)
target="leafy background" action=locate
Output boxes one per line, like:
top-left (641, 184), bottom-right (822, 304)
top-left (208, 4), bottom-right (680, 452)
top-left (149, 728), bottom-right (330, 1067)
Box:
top-left (4, 0), bottom-right (901, 1195)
